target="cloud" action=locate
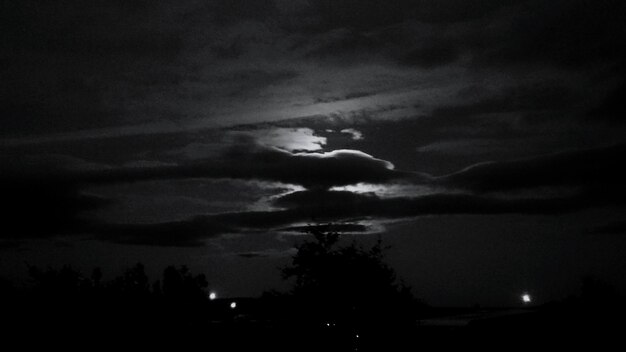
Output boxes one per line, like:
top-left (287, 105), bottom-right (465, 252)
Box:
top-left (93, 140), bottom-right (626, 247)
top-left (587, 80), bottom-right (626, 124)
top-left (4, 133), bottom-right (626, 246)
top-left (206, 0), bottom-right (279, 25)
top-left (1, 1), bottom-right (298, 141)
top-left (303, 0), bottom-right (522, 30)
top-left (0, 181), bottom-right (111, 240)
top-left (239, 127), bottom-right (327, 152)
top-left (0, 134), bottom-right (417, 243)
top-left (340, 128), bottom-right (363, 141)
top-left (279, 223), bottom-right (369, 234)
top-left (92, 209), bottom-right (306, 247)
top-left (431, 82), bottom-right (578, 119)
top-left (417, 139), bottom-right (508, 155)
top-left (0, 0), bottom-right (189, 137)
top-left (236, 252), bottom-right (266, 258)
top-left (400, 41), bottom-right (462, 68)
top-left (4, 0), bottom-right (624, 143)
top-left (589, 221), bottom-right (626, 235)
top-left (69, 140), bottom-right (412, 190)
top-left (437, 143), bottom-right (626, 194)
top-left (0, 154), bottom-right (115, 239)
top-left (0, 241), bottom-right (23, 251)
top-left (274, 189), bottom-right (600, 219)
top-left (90, 188), bottom-right (607, 246)
top-left (314, 91), bottom-right (374, 104)
top-left (235, 248), bottom-right (297, 259)
top-left (458, 0), bottom-right (626, 69)
top-left (94, 216), bottom-right (230, 247)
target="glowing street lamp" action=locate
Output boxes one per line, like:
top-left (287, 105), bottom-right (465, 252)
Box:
top-left (230, 301), bottom-right (237, 309)
top-left (209, 292), bottom-right (217, 300)
top-left (521, 293), bottom-right (532, 304)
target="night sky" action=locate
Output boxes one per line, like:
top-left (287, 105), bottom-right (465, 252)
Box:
top-left (2, 0), bottom-right (626, 306)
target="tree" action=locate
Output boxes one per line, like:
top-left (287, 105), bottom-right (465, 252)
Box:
top-left (161, 265), bottom-right (208, 302)
top-left (281, 228), bottom-right (419, 349)
top-left (160, 265), bottom-right (210, 329)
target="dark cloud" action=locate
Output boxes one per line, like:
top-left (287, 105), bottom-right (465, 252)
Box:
top-left (91, 189), bottom-right (606, 247)
top-left (590, 221), bottom-right (626, 235)
top-left (280, 223), bottom-right (369, 234)
top-left (237, 252), bottom-right (267, 258)
top-left (297, 23), bottom-right (462, 69)
top-left (275, 189), bottom-right (374, 211)
top-left (213, 69), bottom-right (299, 98)
top-left (0, 1), bottom-right (295, 139)
top-left (0, 136), bottom-right (414, 242)
top-left (306, 0), bottom-right (626, 72)
top-left (94, 216), bottom-right (229, 247)
top-left (400, 41), bottom-right (461, 68)
top-left (5, 133), bottom-right (625, 246)
top-left (92, 210), bottom-right (304, 247)
top-left (0, 241), bottom-right (23, 251)
top-left (471, 0), bottom-right (626, 68)
top-left (276, 190), bottom-right (603, 219)
top-left (0, 153), bottom-right (114, 239)
top-left (294, 0), bottom-right (626, 71)
top-left (433, 82), bottom-right (579, 119)
top-left (5, 140), bottom-right (624, 246)
top-left (3, 0), bottom-right (623, 144)
top-left (81, 142), bottom-right (626, 247)
top-left (313, 91), bottom-right (375, 104)
top-left (57, 140), bottom-right (413, 189)
top-left (0, 181), bottom-right (111, 240)
top-left (206, 0), bottom-right (278, 25)
top-left (235, 247), bottom-right (297, 259)
top-left (587, 81), bottom-right (626, 124)
top-left (438, 143), bottom-right (626, 194)
top-left (0, 1), bottom-right (184, 58)
top-left (0, 0), bottom-right (189, 137)
top-left (304, 0), bottom-right (523, 30)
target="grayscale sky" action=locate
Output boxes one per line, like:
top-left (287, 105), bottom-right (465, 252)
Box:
top-left (2, 0), bottom-right (625, 306)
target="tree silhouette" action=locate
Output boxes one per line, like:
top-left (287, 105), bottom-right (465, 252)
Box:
top-left (13, 262), bottom-right (214, 341)
top-left (161, 265), bottom-right (208, 302)
top-left (281, 228), bottom-right (419, 350)
top-left (160, 265), bottom-right (210, 329)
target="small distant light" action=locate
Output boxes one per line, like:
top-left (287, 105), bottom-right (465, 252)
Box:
top-left (230, 301), bottom-right (237, 309)
top-left (522, 293), bottom-right (532, 303)
top-left (326, 323), bottom-right (330, 327)
top-left (355, 334), bottom-right (359, 338)
top-left (209, 292), bottom-right (217, 300)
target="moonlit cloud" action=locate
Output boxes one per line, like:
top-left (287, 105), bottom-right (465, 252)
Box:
top-left (340, 128), bottom-right (364, 140)
top-left (330, 183), bottom-right (437, 198)
top-left (245, 127), bottom-right (327, 152)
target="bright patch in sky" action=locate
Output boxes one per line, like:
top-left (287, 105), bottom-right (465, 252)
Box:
top-left (331, 183), bottom-right (436, 198)
top-left (249, 183), bottom-right (306, 211)
top-left (340, 128), bottom-right (364, 140)
top-left (253, 128), bottom-right (327, 152)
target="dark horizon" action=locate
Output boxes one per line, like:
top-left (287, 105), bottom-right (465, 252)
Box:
top-left (2, 0), bottom-right (626, 308)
